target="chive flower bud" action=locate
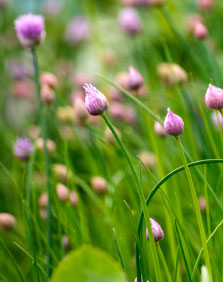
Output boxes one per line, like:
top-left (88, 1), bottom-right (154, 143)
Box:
top-left (128, 66), bottom-right (144, 90)
top-left (0, 213), bottom-right (16, 231)
top-left (146, 218), bottom-right (164, 242)
top-left (14, 137), bottom-right (33, 161)
top-left (91, 176), bottom-right (107, 194)
top-left (164, 108), bottom-right (184, 136)
top-left (205, 84), bottom-right (223, 110)
top-left (118, 8), bottom-right (142, 35)
top-left (83, 83), bottom-right (109, 116)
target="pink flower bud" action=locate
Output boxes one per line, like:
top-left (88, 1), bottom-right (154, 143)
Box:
top-left (83, 83), bottom-right (109, 116)
top-left (40, 72), bottom-right (57, 89)
top-left (154, 121), bottom-right (167, 138)
top-left (164, 108), bottom-right (184, 136)
top-left (52, 164), bottom-right (72, 183)
top-left (0, 213), bottom-right (16, 231)
top-left (28, 125), bottom-right (40, 140)
top-left (69, 191), bottom-right (79, 207)
top-left (146, 218), bottom-right (164, 242)
top-left (194, 22), bottom-right (208, 40)
top-left (36, 138), bottom-right (56, 155)
top-left (138, 151), bottom-right (157, 169)
top-left (62, 235), bottom-right (70, 250)
top-left (118, 8), bottom-right (142, 35)
top-left (56, 183), bottom-right (69, 202)
top-left (128, 66), bottom-right (144, 90)
top-left (41, 85), bottom-right (55, 105)
top-left (198, 196), bottom-right (206, 213)
top-left (14, 14), bottom-right (45, 48)
top-left (197, 0), bottom-right (214, 11)
top-left (38, 193), bottom-right (48, 208)
top-left (65, 16), bottom-right (90, 44)
top-left (205, 84), bottom-right (223, 110)
top-left (91, 176), bottom-right (107, 194)
top-left (73, 95), bottom-right (88, 125)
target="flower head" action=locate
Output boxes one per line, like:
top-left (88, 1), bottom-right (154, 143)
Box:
top-left (14, 137), bottom-right (33, 161)
top-left (164, 108), bottom-right (184, 136)
top-left (83, 83), bottom-right (108, 116)
top-left (205, 84), bottom-right (223, 110)
top-left (14, 14), bottom-right (45, 48)
top-left (146, 218), bottom-right (164, 242)
top-left (118, 8), bottom-right (142, 35)
top-left (128, 66), bottom-right (144, 90)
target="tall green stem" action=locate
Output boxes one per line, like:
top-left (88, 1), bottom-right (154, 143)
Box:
top-left (157, 243), bottom-right (172, 282)
top-left (31, 48), bottom-right (53, 277)
top-left (102, 113), bottom-right (162, 282)
top-left (176, 137), bottom-right (213, 282)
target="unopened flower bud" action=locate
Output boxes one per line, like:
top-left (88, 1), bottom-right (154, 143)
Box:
top-left (83, 83), bottom-right (108, 116)
top-left (128, 66), bottom-right (144, 90)
top-left (154, 121), bottom-right (167, 138)
top-left (14, 14), bottom-right (45, 48)
top-left (62, 235), bottom-right (70, 250)
top-left (39, 208), bottom-right (47, 220)
top-left (164, 108), bottom-right (184, 136)
top-left (36, 138), bottom-right (56, 155)
top-left (0, 213), bottom-right (16, 231)
top-left (28, 125), bottom-right (40, 140)
top-left (56, 183), bottom-right (69, 202)
top-left (38, 193), bottom-right (48, 208)
top-left (14, 137), bottom-right (33, 161)
top-left (53, 163), bottom-right (72, 183)
top-left (197, 0), bottom-right (214, 11)
top-left (199, 196), bottom-right (206, 213)
top-left (157, 63), bottom-right (188, 86)
top-left (116, 72), bottom-right (129, 89)
top-left (69, 191), bottom-right (79, 207)
top-left (205, 84), bottom-right (223, 110)
top-left (118, 8), bottom-right (142, 35)
top-left (194, 22), bottom-right (208, 40)
top-left (41, 85), bottom-right (55, 105)
top-left (65, 16), bottom-right (90, 44)
top-left (40, 72), bottom-right (57, 89)
top-left (91, 176), bottom-right (107, 194)
top-left (146, 218), bottom-right (164, 242)
top-left (138, 151), bottom-right (157, 169)
top-left (73, 96), bottom-right (88, 125)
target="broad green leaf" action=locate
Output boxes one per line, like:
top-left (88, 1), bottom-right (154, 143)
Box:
top-left (51, 245), bottom-right (127, 282)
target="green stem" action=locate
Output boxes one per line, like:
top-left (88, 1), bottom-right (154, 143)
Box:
top-left (176, 137), bottom-right (213, 282)
top-left (31, 48), bottom-right (53, 277)
top-left (113, 228), bottom-right (125, 272)
top-left (102, 113), bottom-right (162, 282)
top-left (157, 243), bottom-right (172, 282)
top-left (203, 165), bottom-right (211, 237)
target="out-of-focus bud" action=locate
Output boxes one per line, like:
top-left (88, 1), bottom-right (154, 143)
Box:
top-left (102, 50), bottom-right (117, 67)
top-left (146, 218), bottom-right (164, 242)
top-left (83, 83), bottom-right (109, 116)
top-left (73, 72), bottom-right (91, 89)
top-left (28, 125), bottom-right (40, 140)
top-left (59, 125), bottom-right (75, 141)
top-left (73, 95), bottom-right (88, 125)
top-left (0, 213), bottom-right (16, 231)
top-left (197, 0), bottom-right (214, 11)
top-left (122, 0), bottom-right (138, 6)
top-left (40, 72), bottom-right (57, 89)
top-left (211, 111), bottom-right (223, 130)
top-left (201, 265), bottom-right (211, 282)
top-left (62, 235), bottom-right (70, 250)
top-left (105, 126), bottom-right (122, 145)
top-left (57, 106), bottom-right (75, 123)
top-left (186, 14), bottom-right (204, 34)
top-left (118, 8), bottom-right (142, 35)
top-left (116, 72), bottom-right (129, 89)
top-left (154, 121), bottom-right (167, 138)
top-left (41, 85), bottom-right (55, 105)
top-left (157, 63), bottom-right (188, 86)
top-left (138, 151), bottom-right (157, 169)
top-left (56, 183), bottom-right (69, 202)
top-left (164, 108), bottom-right (184, 137)
top-left (194, 22), bottom-right (208, 40)
top-left (109, 102), bottom-right (136, 124)
top-left (14, 137), bottom-right (33, 161)
top-left (38, 193), bottom-right (48, 208)
top-left (53, 163), bottom-right (72, 183)
top-left (65, 16), bottom-right (90, 44)
top-left (34, 172), bottom-right (46, 186)
top-left (11, 79), bottom-right (35, 99)
top-left (205, 84), bottom-right (223, 110)
top-left (128, 66), bottom-right (144, 90)
top-left (199, 196), bottom-right (206, 213)
top-left (91, 176), bottom-right (107, 194)
top-left (108, 86), bottom-right (123, 101)
top-left (36, 138), bottom-right (56, 155)
top-left (43, 0), bottom-right (63, 16)
top-left (69, 191), bottom-right (79, 207)
top-left (0, 0), bottom-right (9, 10)
top-left (39, 208), bottom-right (47, 220)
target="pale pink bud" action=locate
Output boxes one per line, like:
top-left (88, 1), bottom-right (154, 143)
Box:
top-left (87, 115), bottom-right (101, 125)
top-left (40, 72), bottom-right (57, 89)
top-left (194, 22), bottom-right (208, 40)
top-left (164, 108), bottom-right (184, 136)
top-left (73, 95), bottom-right (88, 125)
top-left (154, 121), bottom-right (167, 138)
top-left (116, 72), bottom-right (129, 89)
top-left (197, 0), bottom-right (214, 11)
top-left (41, 85), bottom-right (55, 105)
top-left (146, 218), bottom-right (164, 242)
top-left (199, 196), bottom-right (206, 213)
top-left (83, 83), bottom-right (109, 116)
top-left (205, 84), bottom-right (223, 110)
top-left (69, 191), bottom-right (79, 207)
top-left (128, 66), bottom-right (144, 90)
top-left (39, 208), bottom-right (47, 220)
top-left (62, 235), bottom-right (70, 250)
top-left (118, 8), bottom-right (142, 35)
top-left (91, 176), bottom-right (107, 194)
top-left (38, 193), bottom-right (48, 208)
top-left (28, 125), bottom-right (40, 140)
top-left (36, 138), bottom-right (56, 155)
top-left (52, 164), bottom-right (72, 183)
top-left (0, 213), bottom-right (16, 231)
top-left (157, 63), bottom-right (188, 86)
top-left (109, 102), bottom-right (136, 124)
top-left (138, 151), bottom-right (157, 169)
top-left (56, 183), bottom-right (69, 202)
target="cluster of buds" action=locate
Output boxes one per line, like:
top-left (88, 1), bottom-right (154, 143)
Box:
top-left (40, 72), bottom-right (57, 105)
top-left (52, 163), bottom-right (73, 183)
top-left (56, 183), bottom-right (79, 207)
top-left (91, 176), bottom-right (107, 194)
top-left (0, 213), bottom-right (16, 231)
top-left (36, 137), bottom-right (56, 155)
top-left (157, 63), bottom-right (188, 86)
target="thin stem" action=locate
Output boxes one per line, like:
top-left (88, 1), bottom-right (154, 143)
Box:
top-left (204, 165), bottom-right (211, 237)
top-left (157, 243), bottom-right (172, 282)
top-left (31, 48), bottom-right (53, 277)
top-left (113, 228), bottom-right (125, 272)
top-left (176, 137), bottom-right (213, 282)
top-left (102, 113), bottom-right (162, 282)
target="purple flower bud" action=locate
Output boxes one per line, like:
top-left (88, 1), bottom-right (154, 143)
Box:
top-left (14, 137), bottom-right (33, 161)
top-left (164, 108), bottom-right (184, 136)
top-left (65, 16), bottom-right (90, 44)
top-left (118, 8), bottom-right (142, 35)
top-left (14, 14), bottom-right (45, 48)
top-left (194, 22), bottom-right (208, 40)
top-left (205, 84), bottom-right (223, 110)
top-left (146, 218), bottom-right (164, 242)
top-left (83, 83), bottom-right (109, 116)
top-left (128, 66), bottom-right (144, 90)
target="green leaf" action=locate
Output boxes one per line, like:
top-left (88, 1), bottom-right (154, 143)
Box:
top-left (50, 245), bottom-right (127, 282)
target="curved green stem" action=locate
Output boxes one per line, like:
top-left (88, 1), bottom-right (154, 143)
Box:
top-left (102, 113), bottom-right (162, 282)
top-left (113, 228), bottom-right (125, 272)
top-left (176, 137), bottom-right (213, 282)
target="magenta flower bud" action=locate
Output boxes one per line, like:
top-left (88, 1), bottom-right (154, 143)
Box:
top-left (128, 66), bottom-right (144, 90)
top-left (118, 8), bottom-right (142, 35)
top-left (205, 84), bottom-right (223, 110)
top-left (164, 108), bottom-right (184, 136)
top-left (83, 83), bottom-right (109, 116)
top-left (14, 14), bottom-right (45, 48)
top-left (194, 22), bottom-right (208, 40)
top-left (14, 137), bottom-right (33, 161)
top-left (65, 16), bottom-right (90, 44)
top-left (146, 218), bottom-right (164, 242)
